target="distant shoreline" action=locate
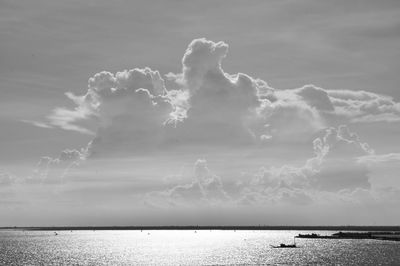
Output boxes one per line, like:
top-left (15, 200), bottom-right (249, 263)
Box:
top-left (1, 226), bottom-right (400, 231)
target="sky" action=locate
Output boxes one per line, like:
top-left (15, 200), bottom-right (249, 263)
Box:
top-left (1, 0), bottom-right (400, 226)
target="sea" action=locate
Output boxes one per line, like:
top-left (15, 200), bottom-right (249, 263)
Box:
top-left (0, 230), bottom-right (399, 265)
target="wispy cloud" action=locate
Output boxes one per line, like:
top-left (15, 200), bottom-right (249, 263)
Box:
top-left (21, 119), bottom-right (53, 129)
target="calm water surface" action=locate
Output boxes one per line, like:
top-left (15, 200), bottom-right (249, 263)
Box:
top-left (0, 230), bottom-right (399, 265)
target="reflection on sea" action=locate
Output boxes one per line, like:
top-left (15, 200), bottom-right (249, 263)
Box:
top-left (0, 230), bottom-right (399, 265)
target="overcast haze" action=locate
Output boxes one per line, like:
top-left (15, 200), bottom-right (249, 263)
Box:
top-left (1, 0), bottom-right (400, 226)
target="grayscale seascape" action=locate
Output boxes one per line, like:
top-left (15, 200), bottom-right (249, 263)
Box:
top-left (1, 0), bottom-right (400, 265)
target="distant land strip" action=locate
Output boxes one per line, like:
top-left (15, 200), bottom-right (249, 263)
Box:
top-left (1, 226), bottom-right (400, 231)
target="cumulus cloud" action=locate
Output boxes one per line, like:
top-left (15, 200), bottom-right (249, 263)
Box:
top-left (258, 91), bottom-right (325, 141)
top-left (296, 85), bottom-right (335, 111)
top-left (323, 87), bottom-right (400, 123)
top-left (235, 125), bottom-right (375, 205)
top-left (143, 125), bottom-right (383, 208)
top-left (308, 125), bottom-right (374, 191)
top-left (27, 148), bottom-right (86, 184)
top-left (250, 83), bottom-right (400, 142)
top-left (166, 38), bottom-right (270, 145)
top-left (40, 38), bottom-right (273, 153)
top-left (277, 84), bottom-right (400, 126)
top-left (146, 159), bottom-right (229, 206)
top-left (87, 92), bottom-right (170, 154)
top-left (27, 38), bottom-right (400, 157)
top-left (307, 125), bottom-right (374, 189)
top-left (49, 68), bottom-right (177, 156)
top-left (15, 38), bottom-right (400, 212)
top-left (261, 84), bottom-right (400, 141)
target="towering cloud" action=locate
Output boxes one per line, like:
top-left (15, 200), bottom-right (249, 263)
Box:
top-left (30, 38), bottom-right (399, 157)
top-left (166, 38), bottom-right (269, 145)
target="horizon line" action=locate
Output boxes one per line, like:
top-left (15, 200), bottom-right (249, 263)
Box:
top-left (2, 225), bottom-right (400, 231)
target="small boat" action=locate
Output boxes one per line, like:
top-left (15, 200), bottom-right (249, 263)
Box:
top-left (270, 237), bottom-right (297, 248)
top-left (270, 243), bottom-right (297, 248)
